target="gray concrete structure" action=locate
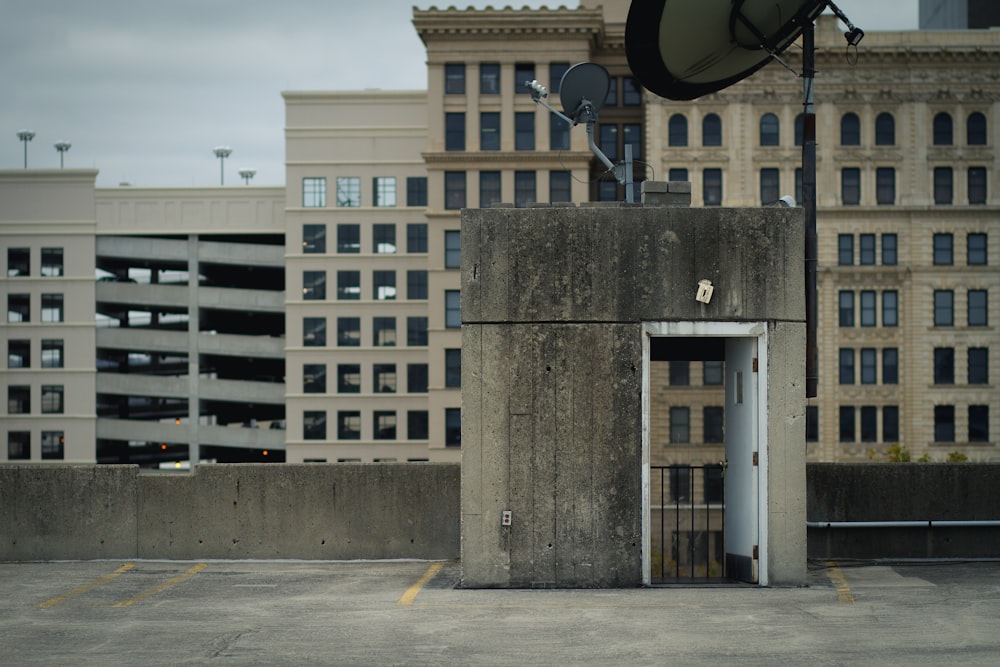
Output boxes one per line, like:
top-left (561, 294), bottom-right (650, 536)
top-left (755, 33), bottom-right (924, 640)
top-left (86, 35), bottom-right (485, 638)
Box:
top-left (460, 204), bottom-right (807, 587)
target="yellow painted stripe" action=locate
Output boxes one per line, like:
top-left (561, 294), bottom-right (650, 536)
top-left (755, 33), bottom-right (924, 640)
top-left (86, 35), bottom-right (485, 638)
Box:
top-left (825, 561), bottom-right (855, 604)
top-left (37, 562), bottom-right (135, 608)
top-left (397, 562), bottom-right (444, 606)
top-left (112, 563), bottom-right (207, 608)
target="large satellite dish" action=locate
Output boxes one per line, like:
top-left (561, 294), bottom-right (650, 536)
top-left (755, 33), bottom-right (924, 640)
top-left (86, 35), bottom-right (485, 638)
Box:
top-left (559, 62), bottom-right (611, 122)
top-left (626, 0), bottom-right (828, 101)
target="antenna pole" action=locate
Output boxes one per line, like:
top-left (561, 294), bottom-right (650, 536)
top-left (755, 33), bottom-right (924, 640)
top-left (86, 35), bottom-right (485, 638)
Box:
top-left (803, 21), bottom-right (818, 399)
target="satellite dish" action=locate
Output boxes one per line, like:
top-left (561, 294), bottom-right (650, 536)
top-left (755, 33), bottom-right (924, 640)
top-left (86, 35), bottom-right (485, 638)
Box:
top-left (559, 62), bottom-right (611, 123)
top-left (626, 0), bottom-right (827, 101)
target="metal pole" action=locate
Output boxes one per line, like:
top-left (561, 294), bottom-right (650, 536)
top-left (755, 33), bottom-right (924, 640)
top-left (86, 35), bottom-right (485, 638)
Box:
top-left (803, 22), bottom-right (819, 399)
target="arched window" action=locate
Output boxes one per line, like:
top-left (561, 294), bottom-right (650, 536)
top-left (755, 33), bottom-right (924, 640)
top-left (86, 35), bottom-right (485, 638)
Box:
top-left (841, 112), bottom-right (860, 145)
top-left (759, 113), bottom-right (780, 146)
top-left (668, 114), bottom-right (688, 147)
top-left (702, 113), bottom-right (722, 147)
top-left (933, 112), bottom-right (953, 145)
top-left (875, 112), bottom-right (895, 146)
top-left (794, 113), bottom-right (804, 146)
top-left (967, 111), bottom-right (987, 145)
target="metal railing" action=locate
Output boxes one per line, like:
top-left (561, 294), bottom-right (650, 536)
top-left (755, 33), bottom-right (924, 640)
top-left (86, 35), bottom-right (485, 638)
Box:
top-left (651, 464), bottom-right (726, 583)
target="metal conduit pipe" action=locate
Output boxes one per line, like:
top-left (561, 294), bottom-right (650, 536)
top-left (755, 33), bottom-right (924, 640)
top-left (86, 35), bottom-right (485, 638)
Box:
top-left (807, 520), bottom-right (1000, 529)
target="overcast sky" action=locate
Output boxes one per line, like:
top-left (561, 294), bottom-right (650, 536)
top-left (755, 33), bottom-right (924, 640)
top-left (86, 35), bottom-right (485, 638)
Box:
top-left (2, 1), bottom-right (917, 187)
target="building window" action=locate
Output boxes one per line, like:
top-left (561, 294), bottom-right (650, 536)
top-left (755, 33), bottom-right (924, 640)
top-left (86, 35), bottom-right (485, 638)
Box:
top-left (303, 317), bottom-right (326, 347)
top-left (445, 408), bottom-right (462, 447)
top-left (861, 348), bottom-right (877, 385)
top-left (337, 317), bottom-right (360, 347)
top-left (702, 113), bottom-right (722, 146)
top-left (408, 411), bottom-right (429, 440)
top-left (514, 171), bottom-right (536, 208)
top-left (336, 270), bottom-right (359, 300)
top-left (806, 406), bottom-right (818, 442)
top-left (604, 77), bottom-right (618, 107)
top-left (406, 224), bottom-right (427, 254)
top-left (841, 112), bottom-right (860, 145)
top-left (839, 348), bottom-right (855, 385)
top-left (669, 361), bottom-right (690, 386)
top-left (668, 114), bottom-right (688, 147)
top-left (598, 180), bottom-right (617, 202)
top-left (969, 347), bottom-right (988, 384)
top-left (373, 271), bottom-right (396, 301)
top-left (373, 317), bottom-right (396, 346)
top-left (407, 177), bottom-right (428, 207)
top-left (41, 339), bottom-right (63, 368)
top-left (336, 177), bottom-right (361, 207)
top-left (8, 339), bottom-right (30, 368)
top-left (7, 432), bottom-right (30, 460)
top-left (41, 294), bottom-right (63, 322)
top-left (41, 385), bottom-right (63, 413)
top-left (514, 63), bottom-right (534, 94)
top-left (876, 167), bottom-right (895, 205)
top-left (669, 407), bottom-right (690, 443)
top-left (550, 62), bottom-right (570, 93)
top-left (934, 167), bottom-right (953, 204)
top-left (445, 171), bottom-right (466, 210)
top-left (622, 77), bottom-right (641, 105)
top-left (968, 167), bottom-right (987, 204)
top-left (934, 233), bottom-right (953, 265)
top-left (759, 113), bottom-right (779, 146)
top-left (445, 290), bottom-right (461, 328)
top-left (445, 349), bottom-right (462, 388)
top-left (837, 234), bottom-right (854, 266)
top-left (406, 363), bottom-right (429, 394)
top-left (968, 290), bottom-right (988, 326)
top-left (407, 317), bottom-right (428, 347)
top-left (550, 170), bottom-right (571, 203)
top-left (859, 234), bottom-right (875, 266)
top-left (669, 465), bottom-right (691, 502)
top-left (8, 385), bottom-right (30, 413)
top-left (515, 112), bottom-right (535, 151)
top-left (882, 234), bottom-right (898, 265)
top-left (875, 112), bottom-right (895, 145)
top-left (41, 431), bottom-right (64, 460)
top-left (40, 248), bottom-right (63, 277)
top-left (967, 233), bottom-right (987, 265)
top-left (550, 113), bottom-right (570, 151)
top-left (967, 111), bottom-right (987, 145)
top-left (703, 168), bottom-right (722, 205)
top-left (407, 270), bottom-right (427, 300)
top-left (883, 406), bottom-right (899, 442)
top-left (445, 112), bottom-right (465, 151)
top-left (933, 112), bottom-right (953, 145)
top-left (839, 406), bottom-right (855, 442)
top-left (969, 406), bottom-right (989, 443)
top-left (337, 364), bottom-right (360, 393)
top-left (480, 112), bottom-right (500, 151)
top-left (934, 348), bottom-right (955, 384)
top-left (704, 406), bottom-right (724, 443)
top-left (302, 177), bottom-right (326, 207)
top-left (860, 291), bottom-right (876, 327)
top-left (303, 271), bottom-right (326, 300)
top-left (839, 291), bottom-right (855, 327)
top-left (480, 63), bottom-right (500, 95)
top-left (623, 123), bottom-right (641, 160)
top-left (337, 411), bottom-right (360, 440)
top-left (373, 364), bottom-right (397, 393)
top-left (444, 230), bottom-right (461, 269)
top-left (478, 170), bottom-right (502, 208)
top-left (860, 406), bottom-right (878, 443)
top-left (374, 411), bottom-right (397, 440)
top-left (841, 168), bottom-right (860, 205)
top-left (670, 167), bottom-right (689, 181)
top-left (303, 364), bottom-right (326, 393)
top-left (373, 177), bottom-right (396, 207)
top-left (934, 290), bottom-right (953, 326)
top-left (759, 168), bottom-right (779, 205)
top-left (336, 224), bottom-right (360, 253)
top-left (302, 224), bottom-right (326, 254)
top-left (934, 405), bottom-right (955, 442)
top-left (703, 361), bottom-right (723, 385)
top-left (444, 63), bottom-right (465, 94)
top-left (883, 348), bottom-right (899, 385)
top-left (7, 247), bottom-right (29, 277)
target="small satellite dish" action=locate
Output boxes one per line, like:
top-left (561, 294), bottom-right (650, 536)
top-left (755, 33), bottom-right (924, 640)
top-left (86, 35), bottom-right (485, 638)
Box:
top-left (625, 0), bottom-right (827, 101)
top-left (559, 62), bottom-right (611, 123)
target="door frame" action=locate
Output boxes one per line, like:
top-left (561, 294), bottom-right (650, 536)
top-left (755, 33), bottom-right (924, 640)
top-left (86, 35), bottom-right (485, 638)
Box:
top-left (641, 321), bottom-right (769, 586)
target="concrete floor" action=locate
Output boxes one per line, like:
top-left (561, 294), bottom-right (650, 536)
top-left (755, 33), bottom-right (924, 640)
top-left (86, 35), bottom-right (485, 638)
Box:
top-left (2, 559), bottom-right (998, 666)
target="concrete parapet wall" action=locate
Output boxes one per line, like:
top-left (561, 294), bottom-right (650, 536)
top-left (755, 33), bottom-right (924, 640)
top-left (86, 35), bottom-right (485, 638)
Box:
top-left (0, 463), bottom-right (459, 561)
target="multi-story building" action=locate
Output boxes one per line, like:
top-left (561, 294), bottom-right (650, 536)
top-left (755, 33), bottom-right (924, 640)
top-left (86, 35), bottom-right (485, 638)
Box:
top-left (3, 1), bottom-right (996, 466)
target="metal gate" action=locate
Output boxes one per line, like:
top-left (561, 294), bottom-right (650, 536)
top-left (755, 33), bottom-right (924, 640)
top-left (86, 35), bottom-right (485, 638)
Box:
top-left (651, 464), bottom-right (726, 583)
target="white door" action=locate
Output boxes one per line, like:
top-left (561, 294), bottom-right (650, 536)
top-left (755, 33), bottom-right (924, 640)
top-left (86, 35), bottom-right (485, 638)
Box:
top-left (724, 337), bottom-right (758, 583)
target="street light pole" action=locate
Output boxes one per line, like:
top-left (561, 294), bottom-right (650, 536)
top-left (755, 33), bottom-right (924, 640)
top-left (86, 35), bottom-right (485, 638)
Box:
top-left (213, 146), bottom-right (232, 185)
top-left (54, 141), bottom-right (71, 168)
top-left (17, 130), bottom-right (35, 168)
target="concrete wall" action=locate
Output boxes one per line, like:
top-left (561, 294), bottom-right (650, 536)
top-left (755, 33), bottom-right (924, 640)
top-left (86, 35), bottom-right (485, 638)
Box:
top-left (0, 464), bottom-right (459, 561)
top-left (461, 205), bottom-right (807, 587)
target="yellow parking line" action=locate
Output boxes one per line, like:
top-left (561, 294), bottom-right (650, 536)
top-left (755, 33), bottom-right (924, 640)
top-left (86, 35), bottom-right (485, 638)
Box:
top-left (37, 562), bottom-right (135, 608)
top-left (112, 563), bottom-right (207, 608)
top-left (397, 562), bottom-right (444, 606)
top-left (825, 561), bottom-right (855, 604)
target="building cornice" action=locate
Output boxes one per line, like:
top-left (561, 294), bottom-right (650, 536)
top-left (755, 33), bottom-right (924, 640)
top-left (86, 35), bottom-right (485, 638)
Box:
top-left (422, 150), bottom-right (593, 165)
top-left (413, 6), bottom-right (604, 45)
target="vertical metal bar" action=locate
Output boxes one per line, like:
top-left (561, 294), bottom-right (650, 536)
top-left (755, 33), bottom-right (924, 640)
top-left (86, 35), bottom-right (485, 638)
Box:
top-left (660, 467), bottom-right (665, 581)
top-left (674, 468), bottom-right (680, 580)
top-left (803, 20), bottom-right (819, 399)
top-left (689, 466), bottom-right (695, 580)
top-left (721, 464), bottom-right (727, 579)
top-left (705, 467), bottom-right (711, 578)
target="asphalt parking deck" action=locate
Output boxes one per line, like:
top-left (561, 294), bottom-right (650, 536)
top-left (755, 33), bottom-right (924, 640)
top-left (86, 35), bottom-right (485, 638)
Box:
top-left (2, 560), bottom-right (998, 666)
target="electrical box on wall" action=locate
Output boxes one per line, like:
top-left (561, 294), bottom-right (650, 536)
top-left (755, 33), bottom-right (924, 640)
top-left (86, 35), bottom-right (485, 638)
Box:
top-left (501, 510), bottom-right (512, 526)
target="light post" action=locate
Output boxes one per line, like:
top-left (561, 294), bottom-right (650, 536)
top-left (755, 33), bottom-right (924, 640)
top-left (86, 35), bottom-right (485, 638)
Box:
top-left (238, 168), bottom-right (256, 185)
top-left (213, 146), bottom-right (232, 185)
top-left (54, 141), bottom-right (71, 168)
top-left (16, 130), bottom-right (35, 168)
